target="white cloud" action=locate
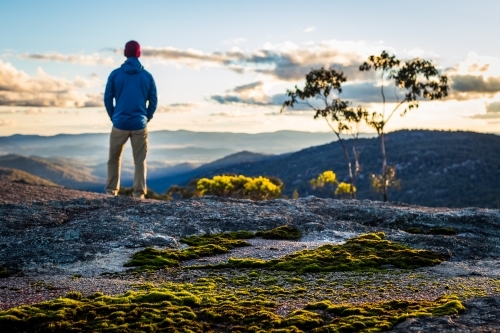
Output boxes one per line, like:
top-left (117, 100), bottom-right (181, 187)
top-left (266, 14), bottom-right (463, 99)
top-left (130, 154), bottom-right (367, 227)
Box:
top-left (469, 101), bottom-right (500, 119)
top-left (0, 60), bottom-right (103, 107)
top-left (304, 26), bottom-right (316, 33)
top-left (156, 103), bottom-right (196, 113)
top-left (21, 52), bottom-right (115, 66)
top-left (0, 119), bottom-right (16, 126)
top-left (135, 40), bottom-right (384, 81)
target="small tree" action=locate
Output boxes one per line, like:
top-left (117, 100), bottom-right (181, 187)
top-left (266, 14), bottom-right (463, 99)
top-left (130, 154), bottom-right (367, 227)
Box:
top-left (310, 170), bottom-right (357, 199)
top-left (335, 182), bottom-right (357, 199)
top-left (196, 174), bottom-right (282, 200)
top-left (282, 68), bottom-right (367, 199)
top-left (370, 166), bottom-right (400, 197)
top-left (359, 51), bottom-right (449, 201)
top-left (166, 179), bottom-right (200, 199)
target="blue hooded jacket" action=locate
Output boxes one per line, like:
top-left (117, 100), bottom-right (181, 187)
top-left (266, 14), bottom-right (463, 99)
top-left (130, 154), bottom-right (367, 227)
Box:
top-left (104, 57), bottom-right (157, 131)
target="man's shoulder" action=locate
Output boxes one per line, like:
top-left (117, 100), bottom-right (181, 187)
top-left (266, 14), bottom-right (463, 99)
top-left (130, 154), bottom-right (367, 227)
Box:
top-left (108, 67), bottom-right (122, 79)
top-left (141, 68), bottom-right (154, 79)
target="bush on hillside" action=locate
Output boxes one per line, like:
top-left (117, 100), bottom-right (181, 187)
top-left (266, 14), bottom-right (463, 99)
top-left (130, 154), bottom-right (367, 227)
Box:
top-left (197, 174), bottom-right (283, 200)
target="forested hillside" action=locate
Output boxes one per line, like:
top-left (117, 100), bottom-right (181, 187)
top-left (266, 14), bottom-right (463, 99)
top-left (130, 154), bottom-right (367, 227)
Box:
top-left (195, 130), bottom-right (500, 208)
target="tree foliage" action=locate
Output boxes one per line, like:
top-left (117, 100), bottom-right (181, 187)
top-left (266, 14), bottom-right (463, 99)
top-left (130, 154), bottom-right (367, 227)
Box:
top-left (310, 170), bottom-right (338, 189)
top-left (196, 174), bottom-right (283, 200)
top-left (335, 182), bottom-right (357, 197)
top-left (282, 68), bottom-right (367, 199)
top-left (359, 50), bottom-right (449, 201)
top-left (370, 166), bottom-right (400, 195)
top-left (166, 179), bottom-right (200, 200)
top-left (310, 171), bottom-right (356, 199)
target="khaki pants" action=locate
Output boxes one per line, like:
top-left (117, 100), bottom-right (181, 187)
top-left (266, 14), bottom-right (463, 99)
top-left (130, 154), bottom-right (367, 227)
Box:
top-left (106, 126), bottom-right (148, 198)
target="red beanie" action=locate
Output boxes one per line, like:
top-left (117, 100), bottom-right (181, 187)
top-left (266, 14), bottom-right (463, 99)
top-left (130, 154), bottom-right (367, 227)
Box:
top-left (124, 40), bottom-right (141, 58)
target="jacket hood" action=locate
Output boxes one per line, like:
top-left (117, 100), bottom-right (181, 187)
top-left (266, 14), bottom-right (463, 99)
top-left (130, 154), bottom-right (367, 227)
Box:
top-left (121, 57), bottom-right (144, 74)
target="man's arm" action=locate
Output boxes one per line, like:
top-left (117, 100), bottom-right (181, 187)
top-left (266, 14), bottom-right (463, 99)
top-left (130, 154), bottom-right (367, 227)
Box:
top-left (146, 75), bottom-right (158, 122)
top-left (104, 73), bottom-right (115, 120)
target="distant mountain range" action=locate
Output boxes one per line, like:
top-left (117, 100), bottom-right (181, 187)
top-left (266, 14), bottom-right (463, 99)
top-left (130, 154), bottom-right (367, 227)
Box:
top-left (154, 130), bottom-right (500, 209)
top-left (0, 130), bottom-right (340, 166)
top-left (1, 130), bottom-right (498, 208)
top-left (0, 130), bottom-right (340, 186)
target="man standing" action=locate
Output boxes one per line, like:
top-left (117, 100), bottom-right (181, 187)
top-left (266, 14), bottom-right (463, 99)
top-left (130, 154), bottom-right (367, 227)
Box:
top-left (104, 40), bottom-right (157, 199)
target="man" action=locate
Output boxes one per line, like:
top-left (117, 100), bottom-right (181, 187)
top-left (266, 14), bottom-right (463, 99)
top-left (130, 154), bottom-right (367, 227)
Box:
top-left (104, 40), bottom-right (157, 199)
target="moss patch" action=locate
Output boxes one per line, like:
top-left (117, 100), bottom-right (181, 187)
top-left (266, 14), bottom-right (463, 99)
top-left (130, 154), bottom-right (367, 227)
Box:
top-left (406, 227), bottom-right (457, 236)
top-left (304, 295), bottom-right (464, 332)
top-left (256, 225), bottom-right (302, 240)
top-left (180, 230), bottom-right (256, 246)
top-left (125, 240), bottom-right (251, 271)
top-left (429, 227), bottom-right (457, 236)
top-left (0, 277), bottom-right (465, 333)
top-left (215, 232), bottom-right (447, 273)
top-left (125, 226), bottom-right (303, 271)
top-left (0, 266), bottom-right (11, 278)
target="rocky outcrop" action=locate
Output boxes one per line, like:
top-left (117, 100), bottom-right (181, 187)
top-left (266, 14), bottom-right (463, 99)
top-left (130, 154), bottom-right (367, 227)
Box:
top-left (2, 183), bottom-right (500, 332)
top-left (1, 194), bottom-right (499, 273)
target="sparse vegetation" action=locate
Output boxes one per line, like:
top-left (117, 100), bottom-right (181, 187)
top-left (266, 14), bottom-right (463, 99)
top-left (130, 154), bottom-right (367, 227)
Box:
top-left (196, 174), bottom-right (283, 200)
top-left (219, 232), bottom-right (447, 273)
top-left (405, 227), bottom-right (457, 236)
top-left (0, 266), bottom-right (11, 278)
top-left (282, 68), bottom-right (367, 199)
top-left (118, 187), bottom-right (172, 200)
top-left (125, 226), bottom-right (301, 271)
top-left (0, 277), bottom-right (465, 333)
top-left (359, 51), bottom-right (449, 202)
top-left (255, 225), bottom-right (302, 240)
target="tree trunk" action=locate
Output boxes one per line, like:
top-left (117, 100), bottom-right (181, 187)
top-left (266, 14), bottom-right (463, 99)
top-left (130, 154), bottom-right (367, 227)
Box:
top-left (380, 132), bottom-right (388, 202)
top-left (338, 139), bottom-right (356, 199)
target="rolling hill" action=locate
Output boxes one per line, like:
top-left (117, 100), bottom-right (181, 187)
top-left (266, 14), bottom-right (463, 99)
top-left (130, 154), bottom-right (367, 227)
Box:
top-left (0, 155), bottom-right (103, 191)
top-left (157, 130), bottom-right (500, 208)
top-left (147, 151), bottom-right (273, 192)
top-left (0, 167), bottom-right (60, 187)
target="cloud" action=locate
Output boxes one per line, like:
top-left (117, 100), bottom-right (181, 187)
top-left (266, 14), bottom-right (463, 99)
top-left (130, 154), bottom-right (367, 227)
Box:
top-left (469, 101), bottom-right (500, 119)
top-left (486, 101), bottom-right (500, 113)
top-left (0, 119), bottom-right (16, 126)
top-left (209, 81), bottom-right (289, 107)
top-left (21, 52), bottom-right (115, 66)
top-left (156, 103), bottom-right (196, 113)
top-left (24, 108), bottom-right (46, 115)
top-left (210, 80), bottom-right (400, 109)
top-left (134, 40), bottom-right (377, 81)
top-left (446, 52), bottom-right (500, 100)
top-left (449, 75), bottom-right (500, 100)
top-left (209, 111), bottom-right (256, 118)
top-left (451, 75), bottom-right (500, 93)
top-left (0, 60), bottom-right (103, 107)
top-left (304, 26), bottom-right (316, 33)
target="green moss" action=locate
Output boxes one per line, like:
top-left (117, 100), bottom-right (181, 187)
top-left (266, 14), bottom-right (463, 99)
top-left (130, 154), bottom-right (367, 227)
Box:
top-left (305, 295), bottom-right (464, 332)
top-left (215, 232), bottom-right (447, 273)
top-left (256, 225), bottom-right (302, 240)
top-left (126, 226), bottom-right (303, 271)
top-left (180, 230), bottom-right (256, 246)
top-left (0, 278), bottom-right (465, 333)
top-left (125, 238), bottom-right (251, 271)
top-left (0, 266), bottom-right (10, 278)
top-left (429, 227), bottom-right (457, 236)
top-left (406, 227), bottom-right (425, 234)
top-left (406, 227), bottom-right (457, 236)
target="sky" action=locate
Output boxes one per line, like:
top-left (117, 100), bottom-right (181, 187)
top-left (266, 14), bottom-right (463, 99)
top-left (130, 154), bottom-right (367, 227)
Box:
top-left (1, 0), bottom-right (500, 136)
